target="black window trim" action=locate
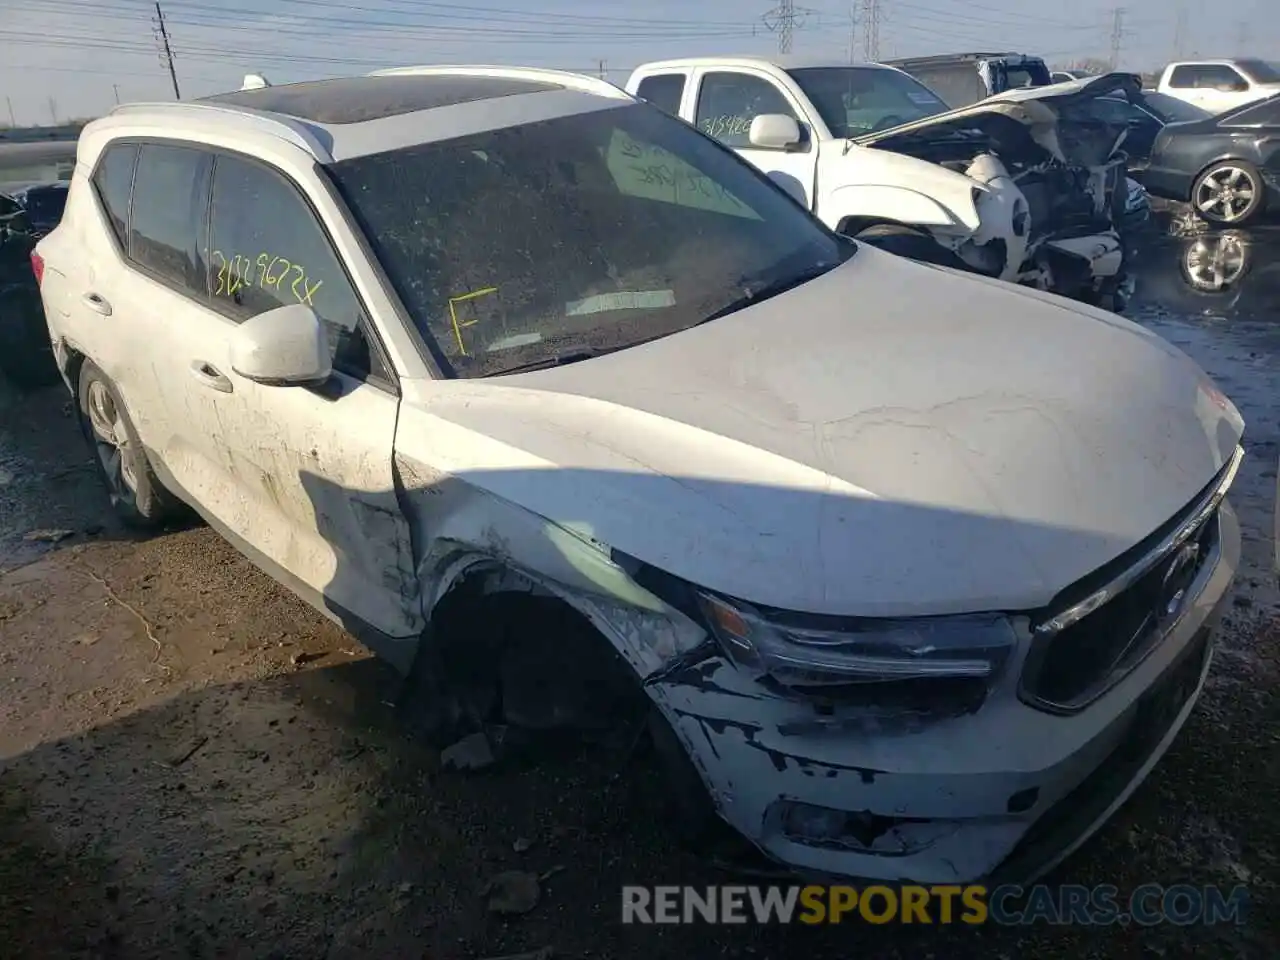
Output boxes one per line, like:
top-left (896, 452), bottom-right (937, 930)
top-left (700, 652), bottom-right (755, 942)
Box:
top-left (93, 135), bottom-right (399, 395)
top-left (89, 139), bottom-right (140, 256)
top-left (693, 69), bottom-right (813, 153)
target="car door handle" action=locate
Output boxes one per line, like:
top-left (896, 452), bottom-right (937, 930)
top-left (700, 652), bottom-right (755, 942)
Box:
top-left (189, 360), bottom-right (234, 393)
top-left (81, 292), bottom-right (112, 316)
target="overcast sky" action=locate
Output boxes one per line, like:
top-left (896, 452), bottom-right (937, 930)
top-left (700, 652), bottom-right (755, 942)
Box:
top-left (1, 0), bottom-right (1274, 124)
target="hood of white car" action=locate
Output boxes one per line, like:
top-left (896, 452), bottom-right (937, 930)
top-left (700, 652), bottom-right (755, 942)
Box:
top-left (415, 245), bottom-right (1242, 617)
top-left (854, 72), bottom-right (1143, 147)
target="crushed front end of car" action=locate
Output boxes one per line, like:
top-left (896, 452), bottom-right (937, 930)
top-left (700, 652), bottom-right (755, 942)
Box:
top-left (856, 73), bottom-right (1144, 310)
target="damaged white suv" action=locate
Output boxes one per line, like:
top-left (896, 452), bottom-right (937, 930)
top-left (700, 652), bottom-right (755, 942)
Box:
top-left (35, 66), bottom-right (1243, 885)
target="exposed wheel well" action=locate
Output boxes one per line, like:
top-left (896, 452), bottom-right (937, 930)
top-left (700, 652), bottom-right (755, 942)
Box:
top-left (61, 342), bottom-right (86, 390)
top-left (401, 564), bottom-right (648, 745)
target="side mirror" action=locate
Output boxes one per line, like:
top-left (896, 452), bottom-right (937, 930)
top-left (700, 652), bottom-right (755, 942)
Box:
top-left (230, 303), bottom-right (332, 386)
top-left (748, 113), bottom-right (802, 150)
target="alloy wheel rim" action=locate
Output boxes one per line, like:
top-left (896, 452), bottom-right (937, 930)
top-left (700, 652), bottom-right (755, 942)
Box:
top-left (1184, 233), bottom-right (1249, 292)
top-left (1195, 166), bottom-right (1257, 222)
top-left (85, 380), bottom-right (138, 495)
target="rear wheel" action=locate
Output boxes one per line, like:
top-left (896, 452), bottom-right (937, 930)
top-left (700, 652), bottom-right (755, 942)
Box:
top-left (76, 360), bottom-right (184, 530)
top-left (1191, 160), bottom-right (1265, 225)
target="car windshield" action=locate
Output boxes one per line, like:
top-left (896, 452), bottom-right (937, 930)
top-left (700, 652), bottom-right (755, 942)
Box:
top-left (1238, 59), bottom-right (1280, 83)
top-left (1140, 91), bottom-right (1211, 123)
top-left (786, 66), bottom-right (950, 137)
top-left (326, 102), bottom-right (846, 378)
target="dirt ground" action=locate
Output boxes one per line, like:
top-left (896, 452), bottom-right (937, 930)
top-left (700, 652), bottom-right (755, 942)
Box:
top-left (1, 227), bottom-right (1278, 959)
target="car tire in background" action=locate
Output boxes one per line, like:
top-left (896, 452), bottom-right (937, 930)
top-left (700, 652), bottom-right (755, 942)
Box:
top-left (76, 359), bottom-right (186, 530)
top-left (0, 285), bottom-right (60, 390)
top-left (1191, 160), bottom-right (1266, 226)
top-left (853, 222), bottom-right (969, 269)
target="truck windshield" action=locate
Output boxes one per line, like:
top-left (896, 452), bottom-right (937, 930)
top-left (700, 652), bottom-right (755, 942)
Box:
top-left (786, 67), bottom-right (950, 137)
top-left (327, 102), bottom-right (846, 379)
top-left (1238, 59), bottom-right (1280, 84)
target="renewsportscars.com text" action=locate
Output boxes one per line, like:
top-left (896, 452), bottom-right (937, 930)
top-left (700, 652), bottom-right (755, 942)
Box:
top-left (621, 884), bottom-right (1249, 926)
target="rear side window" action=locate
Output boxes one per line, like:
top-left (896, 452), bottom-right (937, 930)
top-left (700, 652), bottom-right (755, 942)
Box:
top-left (635, 74), bottom-right (686, 115)
top-left (207, 154), bottom-right (377, 379)
top-left (129, 143), bottom-right (208, 293)
top-left (92, 142), bottom-right (137, 247)
top-left (1169, 64), bottom-right (1247, 89)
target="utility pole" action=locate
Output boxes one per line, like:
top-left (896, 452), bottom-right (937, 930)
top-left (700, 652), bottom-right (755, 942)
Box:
top-left (47, 97), bottom-right (58, 125)
top-left (112, 84), bottom-right (120, 105)
top-left (862, 0), bottom-right (881, 61)
top-left (1235, 20), bottom-right (1249, 55)
top-left (1172, 2), bottom-right (1188, 59)
top-left (597, 59), bottom-right (607, 80)
top-left (762, 1), bottom-right (807, 55)
top-left (4, 96), bottom-right (15, 127)
top-left (1108, 6), bottom-right (1125, 71)
top-left (153, 2), bottom-right (181, 100)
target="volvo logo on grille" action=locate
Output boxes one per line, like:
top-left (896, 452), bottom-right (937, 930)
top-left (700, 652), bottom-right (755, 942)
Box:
top-left (1158, 542), bottom-right (1201, 625)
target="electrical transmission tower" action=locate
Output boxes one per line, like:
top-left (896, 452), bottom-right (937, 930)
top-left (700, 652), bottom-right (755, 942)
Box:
top-left (1108, 6), bottom-right (1126, 70)
top-left (862, 0), bottom-right (881, 61)
top-left (762, 1), bottom-right (811, 54)
top-left (1172, 2), bottom-right (1188, 59)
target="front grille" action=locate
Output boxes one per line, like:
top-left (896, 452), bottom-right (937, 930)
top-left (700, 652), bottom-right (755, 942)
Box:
top-left (993, 627), bottom-right (1211, 885)
top-left (1020, 474), bottom-right (1225, 713)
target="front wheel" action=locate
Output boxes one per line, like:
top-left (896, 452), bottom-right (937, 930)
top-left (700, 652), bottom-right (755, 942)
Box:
top-left (76, 360), bottom-right (185, 530)
top-left (1191, 160), bottom-right (1266, 225)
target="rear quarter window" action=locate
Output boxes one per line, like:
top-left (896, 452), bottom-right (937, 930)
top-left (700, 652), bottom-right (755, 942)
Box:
top-left (635, 74), bottom-right (686, 115)
top-left (91, 142), bottom-right (138, 247)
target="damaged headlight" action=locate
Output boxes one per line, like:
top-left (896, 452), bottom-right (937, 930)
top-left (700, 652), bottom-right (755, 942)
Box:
top-left (696, 592), bottom-right (1017, 688)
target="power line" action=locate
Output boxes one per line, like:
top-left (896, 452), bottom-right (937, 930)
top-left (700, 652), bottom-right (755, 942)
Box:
top-left (153, 2), bottom-right (181, 99)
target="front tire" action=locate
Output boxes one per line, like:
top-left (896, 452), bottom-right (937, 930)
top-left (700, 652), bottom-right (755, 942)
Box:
top-left (1191, 160), bottom-right (1265, 225)
top-left (76, 360), bottom-right (184, 530)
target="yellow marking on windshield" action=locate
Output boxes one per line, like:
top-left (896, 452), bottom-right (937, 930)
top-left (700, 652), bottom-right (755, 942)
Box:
top-left (448, 286), bottom-right (499, 356)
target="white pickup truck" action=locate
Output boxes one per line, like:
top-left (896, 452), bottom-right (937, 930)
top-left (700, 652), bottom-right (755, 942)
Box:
top-left (1155, 59), bottom-right (1280, 115)
top-left (624, 56), bottom-right (1134, 307)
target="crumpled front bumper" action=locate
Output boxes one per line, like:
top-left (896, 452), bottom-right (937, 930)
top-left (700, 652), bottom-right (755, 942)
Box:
top-left (647, 503), bottom-right (1240, 886)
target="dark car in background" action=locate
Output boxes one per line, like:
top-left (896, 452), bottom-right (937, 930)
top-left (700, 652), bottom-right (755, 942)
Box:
top-left (885, 52), bottom-right (1052, 108)
top-left (1088, 91), bottom-right (1212, 167)
top-left (6, 180), bottom-right (69, 236)
top-left (1138, 94), bottom-right (1280, 225)
top-left (0, 182), bottom-right (64, 389)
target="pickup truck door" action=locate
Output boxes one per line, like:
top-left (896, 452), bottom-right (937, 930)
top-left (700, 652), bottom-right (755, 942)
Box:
top-left (686, 69), bottom-right (818, 210)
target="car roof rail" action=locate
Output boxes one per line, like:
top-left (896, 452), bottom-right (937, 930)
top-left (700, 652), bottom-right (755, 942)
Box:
top-left (105, 101), bottom-right (332, 161)
top-left (368, 64), bottom-right (633, 101)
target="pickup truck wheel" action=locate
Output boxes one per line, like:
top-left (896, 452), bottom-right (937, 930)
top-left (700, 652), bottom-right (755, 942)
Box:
top-left (854, 223), bottom-right (967, 268)
top-left (76, 360), bottom-right (184, 530)
top-left (1192, 160), bottom-right (1265, 225)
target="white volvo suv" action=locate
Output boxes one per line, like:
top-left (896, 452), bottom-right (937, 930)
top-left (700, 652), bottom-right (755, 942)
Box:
top-left (33, 66), bottom-right (1243, 885)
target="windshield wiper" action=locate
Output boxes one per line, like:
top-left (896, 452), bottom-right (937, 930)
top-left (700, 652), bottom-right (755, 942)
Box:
top-left (697, 262), bottom-right (840, 326)
top-left (494, 348), bottom-right (603, 375)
